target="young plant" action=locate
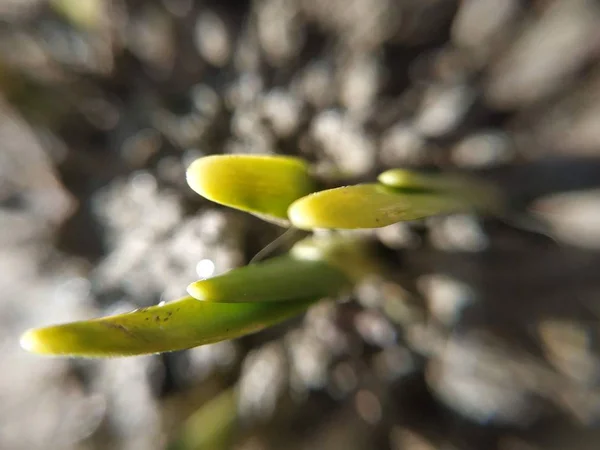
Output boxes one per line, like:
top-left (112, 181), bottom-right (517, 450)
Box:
top-left (21, 154), bottom-right (501, 357)
top-left (20, 235), bottom-right (362, 357)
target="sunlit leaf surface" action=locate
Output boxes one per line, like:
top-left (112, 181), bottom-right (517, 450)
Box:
top-left (288, 183), bottom-right (470, 229)
top-left (21, 296), bottom-right (317, 357)
top-left (186, 155), bottom-right (317, 224)
top-left (188, 255), bottom-right (350, 303)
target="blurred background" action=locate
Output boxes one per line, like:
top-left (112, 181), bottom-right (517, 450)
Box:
top-left (2, 0), bottom-right (600, 448)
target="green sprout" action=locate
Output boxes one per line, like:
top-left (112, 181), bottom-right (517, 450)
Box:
top-left (288, 183), bottom-right (470, 230)
top-left (19, 236), bottom-right (360, 357)
top-left (21, 154), bottom-right (502, 357)
top-left (20, 295), bottom-right (318, 357)
top-left (187, 255), bottom-right (351, 303)
top-left (186, 154), bottom-right (316, 226)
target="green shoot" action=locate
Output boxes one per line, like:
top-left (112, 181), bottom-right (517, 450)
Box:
top-left (20, 296), bottom-right (317, 357)
top-left (186, 154), bottom-right (317, 225)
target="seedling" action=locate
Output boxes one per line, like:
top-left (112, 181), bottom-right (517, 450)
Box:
top-left (21, 154), bottom-right (501, 357)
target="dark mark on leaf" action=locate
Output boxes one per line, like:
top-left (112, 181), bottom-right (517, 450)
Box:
top-left (103, 322), bottom-right (136, 340)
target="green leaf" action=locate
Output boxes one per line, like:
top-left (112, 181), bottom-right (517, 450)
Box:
top-left (186, 155), bottom-right (317, 225)
top-left (187, 255), bottom-right (351, 303)
top-left (378, 169), bottom-right (504, 214)
top-left (288, 183), bottom-right (471, 230)
top-left (20, 296), bottom-right (317, 357)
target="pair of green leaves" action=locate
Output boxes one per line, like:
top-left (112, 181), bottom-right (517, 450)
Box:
top-left (20, 236), bottom-right (362, 357)
top-left (21, 154), bottom-right (501, 358)
top-left (187, 154), bottom-right (504, 229)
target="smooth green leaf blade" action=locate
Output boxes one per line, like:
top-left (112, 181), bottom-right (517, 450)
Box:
top-left (186, 155), bottom-right (317, 223)
top-left (187, 255), bottom-right (350, 303)
top-left (378, 169), bottom-right (505, 214)
top-left (288, 183), bottom-right (470, 229)
top-left (20, 296), bottom-right (316, 357)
